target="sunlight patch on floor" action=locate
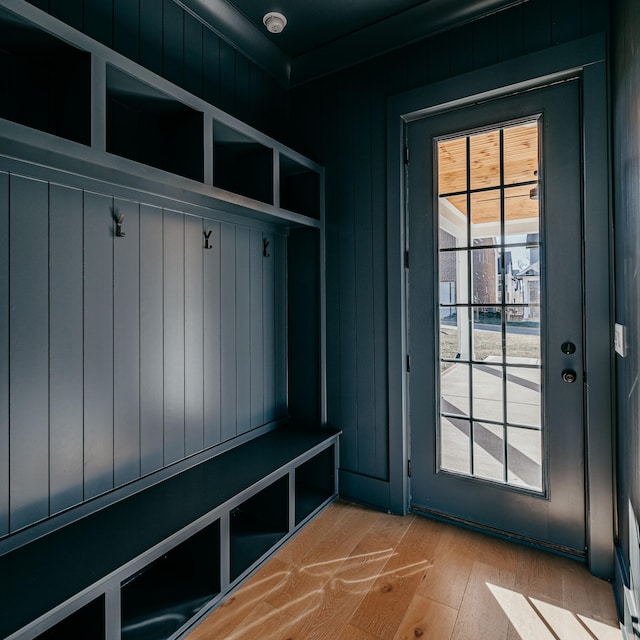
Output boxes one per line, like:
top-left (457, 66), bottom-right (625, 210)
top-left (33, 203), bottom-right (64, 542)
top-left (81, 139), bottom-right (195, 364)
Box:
top-left (488, 583), bottom-right (621, 640)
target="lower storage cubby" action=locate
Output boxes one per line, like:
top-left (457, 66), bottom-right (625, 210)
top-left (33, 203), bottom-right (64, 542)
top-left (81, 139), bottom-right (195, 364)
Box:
top-left (230, 476), bottom-right (289, 581)
top-left (120, 520), bottom-right (221, 640)
top-left (34, 596), bottom-right (105, 640)
top-left (295, 447), bottom-right (335, 525)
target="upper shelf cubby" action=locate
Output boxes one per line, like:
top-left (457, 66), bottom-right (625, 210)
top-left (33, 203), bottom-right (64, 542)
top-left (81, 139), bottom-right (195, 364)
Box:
top-left (106, 65), bottom-right (204, 183)
top-left (213, 121), bottom-right (273, 205)
top-left (280, 154), bottom-right (321, 220)
top-left (0, 5), bottom-right (91, 146)
top-left (0, 1), bottom-right (323, 230)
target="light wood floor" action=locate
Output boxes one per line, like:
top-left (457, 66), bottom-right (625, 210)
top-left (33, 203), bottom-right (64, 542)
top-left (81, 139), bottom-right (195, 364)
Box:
top-left (187, 501), bottom-right (621, 640)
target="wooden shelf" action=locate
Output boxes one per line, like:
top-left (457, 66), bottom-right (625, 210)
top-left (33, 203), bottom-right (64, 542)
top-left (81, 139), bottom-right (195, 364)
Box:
top-left (280, 153), bottom-right (321, 220)
top-left (230, 477), bottom-right (289, 581)
top-left (295, 447), bottom-right (335, 525)
top-left (0, 5), bottom-right (90, 146)
top-left (34, 597), bottom-right (105, 640)
top-left (106, 66), bottom-right (204, 182)
top-left (121, 521), bottom-right (220, 640)
top-left (0, 426), bottom-right (339, 640)
top-left (0, 2), bottom-right (323, 231)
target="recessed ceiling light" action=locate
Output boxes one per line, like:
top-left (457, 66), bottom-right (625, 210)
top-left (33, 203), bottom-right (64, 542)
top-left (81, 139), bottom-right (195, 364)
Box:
top-left (263, 11), bottom-right (287, 34)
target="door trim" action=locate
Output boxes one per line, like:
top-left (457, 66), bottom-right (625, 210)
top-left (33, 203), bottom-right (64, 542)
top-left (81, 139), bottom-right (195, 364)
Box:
top-left (386, 32), bottom-right (613, 577)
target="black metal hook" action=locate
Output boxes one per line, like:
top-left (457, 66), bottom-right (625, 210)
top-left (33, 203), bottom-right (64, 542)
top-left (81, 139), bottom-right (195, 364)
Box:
top-left (114, 210), bottom-right (125, 237)
top-left (204, 230), bottom-right (213, 249)
top-left (263, 238), bottom-right (270, 257)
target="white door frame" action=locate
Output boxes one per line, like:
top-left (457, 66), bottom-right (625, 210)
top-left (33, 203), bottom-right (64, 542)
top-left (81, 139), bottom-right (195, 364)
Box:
top-left (386, 33), bottom-right (613, 577)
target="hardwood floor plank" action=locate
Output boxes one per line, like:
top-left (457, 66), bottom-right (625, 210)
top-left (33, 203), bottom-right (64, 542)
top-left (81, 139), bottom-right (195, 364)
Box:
top-left (348, 516), bottom-right (445, 638)
top-left (450, 558), bottom-right (517, 640)
top-left (416, 523), bottom-right (476, 609)
top-left (392, 593), bottom-right (457, 640)
top-left (186, 558), bottom-right (290, 639)
top-left (338, 624), bottom-right (381, 640)
top-left (188, 502), bottom-right (621, 640)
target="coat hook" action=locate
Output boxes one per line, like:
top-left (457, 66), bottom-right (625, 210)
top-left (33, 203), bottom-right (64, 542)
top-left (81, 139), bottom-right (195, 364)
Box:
top-left (263, 238), bottom-right (270, 257)
top-left (203, 230), bottom-right (213, 249)
top-left (114, 210), bottom-right (125, 237)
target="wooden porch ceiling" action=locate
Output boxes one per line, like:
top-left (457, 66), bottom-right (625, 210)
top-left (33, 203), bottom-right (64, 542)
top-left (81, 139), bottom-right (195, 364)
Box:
top-left (438, 122), bottom-right (539, 225)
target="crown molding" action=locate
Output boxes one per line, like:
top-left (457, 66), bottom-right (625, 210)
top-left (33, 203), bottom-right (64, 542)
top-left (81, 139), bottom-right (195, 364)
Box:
top-left (290, 0), bottom-right (529, 86)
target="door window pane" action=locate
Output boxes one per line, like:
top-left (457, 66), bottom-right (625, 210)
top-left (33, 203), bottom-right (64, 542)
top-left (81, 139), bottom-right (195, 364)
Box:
top-left (436, 118), bottom-right (543, 492)
top-left (507, 426), bottom-right (542, 491)
top-left (441, 363), bottom-right (470, 417)
top-left (440, 416), bottom-right (471, 475)
top-left (472, 364), bottom-right (504, 423)
top-left (473, 422), bottom-right (504, 482)
top-left (473, 308), bottom-right (502, 363)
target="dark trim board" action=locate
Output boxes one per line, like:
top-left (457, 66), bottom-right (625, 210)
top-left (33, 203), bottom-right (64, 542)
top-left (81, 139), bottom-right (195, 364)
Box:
top-left (338, 470), bottom-right (391, 510)
top-left (386, 32), bottom-right (613, 577)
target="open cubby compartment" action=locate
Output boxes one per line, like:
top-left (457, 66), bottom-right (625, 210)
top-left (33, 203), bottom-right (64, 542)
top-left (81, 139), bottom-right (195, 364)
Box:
top-left (279, 153), bottom-right (321, 219)
top-left (295, 446), bottom-right (335, 525)
top-left (106, 65), bottom-right (204, 182)
top-left (230, 476), bottom-right (289, 581)
top-left (34, 596), bottom-right (105, 640)
top-left (213, 120), bottom-right (274, 204)
top-left (120, 520), bottom-right (221, 640)
top-left (0, 6), bottom-right (91, 145)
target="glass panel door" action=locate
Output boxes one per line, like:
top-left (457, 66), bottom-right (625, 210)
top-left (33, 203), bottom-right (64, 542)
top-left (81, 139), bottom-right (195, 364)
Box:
top-left (437, 120), bottom-right (543, 492)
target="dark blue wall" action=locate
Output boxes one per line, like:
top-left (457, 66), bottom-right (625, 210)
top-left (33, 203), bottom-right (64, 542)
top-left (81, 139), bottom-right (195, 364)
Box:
top-left (612, 0), bottom-right (640, 593)
top-left (290, 0), bottom-right (608, 504)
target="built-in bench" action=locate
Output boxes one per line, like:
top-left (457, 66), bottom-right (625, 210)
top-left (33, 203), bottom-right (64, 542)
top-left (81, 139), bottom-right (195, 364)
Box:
top-left (0, 425), bottom-right (340, 640)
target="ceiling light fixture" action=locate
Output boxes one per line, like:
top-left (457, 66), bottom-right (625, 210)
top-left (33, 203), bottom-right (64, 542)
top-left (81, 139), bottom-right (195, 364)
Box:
top-left (263, 11), bottom-right (287, 34)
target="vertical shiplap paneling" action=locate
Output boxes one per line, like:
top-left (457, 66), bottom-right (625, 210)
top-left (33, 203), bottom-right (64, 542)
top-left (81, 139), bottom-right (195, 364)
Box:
top-left (581, 0), bottom-right (609, 36)
top-left (49, 184), bottom-right (84, 514)
top-left (113, 0), bottom-right (140, 62)
top-left (0, 173), bottom-right (7, 535)
top-left (472, 13), bottom-right (498, 69)
top-left (322, 81), bottom-right (342, 432)
top-left (202, 28), bottom-right (220, 108)
top-left (163, 0), bottom-right (184, 87)
top-left (9, 176), bottom-right (49, 531)
top-left (184, 215), bottom-right (204, 455)
top-left (234, 55), bottom-right (251, 126)
top-left (184, 12), bottom-right (204, 99)
top-left (497, 3), bottom-right (524, 62)
top-left (203, 219), bottom-right (222, 447)
top-left (83, 191), bottom-right (114, 500)
top-left (262, 232), bottom-right (276, 423)
top-left (163, 208), bottom-right (185, 465)
top-left (551, 0), bottom-right (582, 45)
top-left (219, 40), bottom-right (236, 116)
top-left (235, 226), bottom-right (251, 434)
top-left (406, 39), bottom-right (430, 90)
top-left (249, 64), bottom-right (264, 133)
top-left (140, 204), bottom-right (164, 475)
top-left (274, 234), bottom-right (288, 418)
top-left (84, 0), bottom-right (113, 47)
top-left (140, 0), bottom-right (163, 76)
top-left (353, 69), bottom-right (376, 476)
top-left (220, 222), bottom-right (237, 440)
top-left (113, 198), bottom-right (141, 486)
top-left (523, 0), bottom-right (553, 54)
top-left (449, 22), bottom-right (474, 77)
top-left (428, 32), bottom-right (451, 83)
top-left (250, 229), bottom-right (264, 428)
top-left (371, 63), bottom-right (390, 480)
top-left (336, 73), bottom-right (359, 472)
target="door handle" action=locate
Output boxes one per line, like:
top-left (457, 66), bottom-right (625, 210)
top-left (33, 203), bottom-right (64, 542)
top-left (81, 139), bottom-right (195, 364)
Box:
top-left (561, 369), bottom-right (577, 384)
